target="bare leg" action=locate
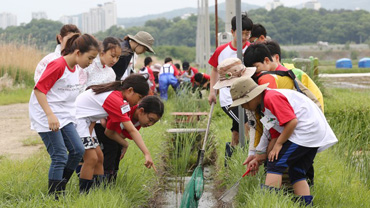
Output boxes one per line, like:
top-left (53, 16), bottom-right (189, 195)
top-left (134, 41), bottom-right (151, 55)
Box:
top-left (93, 146), bottom-right (104, 175)
top-left (293, 180), bottom-right (310, 196)
top-left (231, 131), bottom-right (239, 146)
top-left (265, 173), bottom-right (282, 188)
top-left (80, 149), bottom-right (98, 180)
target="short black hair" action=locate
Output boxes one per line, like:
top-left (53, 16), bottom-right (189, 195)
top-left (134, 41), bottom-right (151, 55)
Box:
top-left (164, 57), bottom-right (172, 63)
top-left (144, 56), bottom-right (152, 66)
top-left (194, 73), bottom-right (203, 83)
top-left (182, 61), bottom-right (190, 70)
top-left (264, 40), bottom-right (281, 62)
top-left (174, 63), bottom-right (181, 70)
top-left (243, 43), bottom-right (273, 67)
top-left (251, 24), bottom-right (267, 39)
top-left (231, 14), bottom-right (253, 31)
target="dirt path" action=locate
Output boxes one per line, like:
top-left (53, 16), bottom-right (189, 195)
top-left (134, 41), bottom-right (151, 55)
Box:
top-left (0, 103), bottom-right (42, 160)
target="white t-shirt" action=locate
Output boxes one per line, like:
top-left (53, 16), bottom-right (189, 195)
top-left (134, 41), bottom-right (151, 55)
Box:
top-left (79, 55), bottom-right (116, 92)
top-left (208, 42), bottom-right (249, 107)
top-left (34, 45), bottom-right (62, 83)
top-left (29, 56), bottom-right (80, 132)
top-left (75, 89), bottom-right (132, 138)
top-left (262, 89), bottom-right (338, 152)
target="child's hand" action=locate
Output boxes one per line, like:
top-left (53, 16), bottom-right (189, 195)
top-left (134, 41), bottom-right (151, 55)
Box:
top-left (144, 154), bottom-right (157, 172)
top-left (247, 158), bottom-right (260, 176)
top-left (47, 113), bottom-right (60, 132)
top-left (243, 155), bottom-right (255, 166)
top-left (268, 143), bottom-right (283, 162)
top-left (120, 146), bottom-right (128, 160)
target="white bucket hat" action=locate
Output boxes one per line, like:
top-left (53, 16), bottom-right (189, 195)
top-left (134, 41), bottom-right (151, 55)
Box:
top-left (213, 57), bottom-right (256, 89)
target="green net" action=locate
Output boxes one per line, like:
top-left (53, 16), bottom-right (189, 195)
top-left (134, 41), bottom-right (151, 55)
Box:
top-left (180, 165), bottom-right (204, 208)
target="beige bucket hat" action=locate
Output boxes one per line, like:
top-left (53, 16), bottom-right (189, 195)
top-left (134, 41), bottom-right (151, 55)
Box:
top-left (230, 77), bottom-right (269, 108)
top-left (128, 31), bottom-right (155, 54)
top-left (213, 57), bottom-right (256, 89)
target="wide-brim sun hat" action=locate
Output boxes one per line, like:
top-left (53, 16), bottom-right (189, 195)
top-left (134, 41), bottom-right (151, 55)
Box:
top-left (213, 57), bottom-right (256, 90)
top-left (128, 31), bottom-right (155, 54)
top-left (230, 77), bottom-right (269, 108)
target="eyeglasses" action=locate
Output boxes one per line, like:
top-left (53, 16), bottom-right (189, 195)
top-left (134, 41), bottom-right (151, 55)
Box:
top-left (249, 36), bottom-right (259, 43)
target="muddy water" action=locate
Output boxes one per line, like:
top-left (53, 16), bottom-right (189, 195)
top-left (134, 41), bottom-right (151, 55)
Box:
top-left (319, 73), bottom-right (370, 89)
top-left (157, 166), bottom-right (218, 208)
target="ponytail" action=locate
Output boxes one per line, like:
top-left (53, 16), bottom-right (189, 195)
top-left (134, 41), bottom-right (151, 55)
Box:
top-left (62, 33), bottom-right (100, 56)
top-left (88, 74), bottom-right (149, 96)
top-left (138, 96), bottom-right (164, 118)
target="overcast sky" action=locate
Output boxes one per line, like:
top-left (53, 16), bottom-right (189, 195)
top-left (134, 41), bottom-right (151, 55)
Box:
top-left (2, 0), bottom-right (307, 25)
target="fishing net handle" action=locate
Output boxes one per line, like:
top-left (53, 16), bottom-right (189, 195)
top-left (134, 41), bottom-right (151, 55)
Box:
top-left (201, 102), bottom-right (215, 151)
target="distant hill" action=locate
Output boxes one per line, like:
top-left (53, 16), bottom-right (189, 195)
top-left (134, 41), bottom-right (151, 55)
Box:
top-left (319, 0), bottom-right (370, 11)
top-left (117, 2), bottom-right (261, 28)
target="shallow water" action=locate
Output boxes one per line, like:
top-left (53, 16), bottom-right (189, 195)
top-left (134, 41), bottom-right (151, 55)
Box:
top-left (157, 166), bottom-right (218, 208)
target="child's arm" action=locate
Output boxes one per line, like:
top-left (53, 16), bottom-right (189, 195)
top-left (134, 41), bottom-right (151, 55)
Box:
top-left (268, 118), bottom-right (298, 162)
top-left (104, 129), bottom-right (129, 160)
top-left (34, 89), bottom-right (59, 131)
top-left (121, 121), bottom-right (156, 171)
top-left (104, 128), bottom-right (129, 149)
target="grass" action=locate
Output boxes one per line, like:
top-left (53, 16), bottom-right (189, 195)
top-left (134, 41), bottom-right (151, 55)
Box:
top-left (21, 136), bottom-right (43, 146)
top-left (212, 87), bottom-right (370, 207)
top-left (0, 87), bottom-right (32, 105)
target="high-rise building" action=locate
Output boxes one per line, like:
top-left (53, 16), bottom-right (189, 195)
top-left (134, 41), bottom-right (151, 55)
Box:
top-left (0, 12), bottom-right (17, 29)
top-left (305, 0), bottom-right (321, 10)
top-left (32, 12), bottom-right (48, 20)
top-left (59, 1), bottom-right (117, 34)
top-left (265, 0), bottom-right (283, 11)
top-left (104, 2), bottom-right (117, 30)
top-left (59, 15), bottom-right (79, 26)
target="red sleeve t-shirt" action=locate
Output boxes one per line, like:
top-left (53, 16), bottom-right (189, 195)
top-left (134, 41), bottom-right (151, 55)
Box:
top-left (106, 105), bottom-right (141, 140)
top-left (102, 91), bottom-right (132, 123)
top-left (263, 90), bottom-right (296, 138)
top-left (35, 57), bottom-right (74, 94)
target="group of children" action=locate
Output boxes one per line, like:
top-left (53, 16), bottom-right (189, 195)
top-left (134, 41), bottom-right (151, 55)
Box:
top-left (29, 24), bottom-right (164, 199)
top-left (208, 15), bottom-right (338, 206)
top-left (29, 15), bottom-right (339, 206)
top-left (140, 56), bottom-right (211, 100)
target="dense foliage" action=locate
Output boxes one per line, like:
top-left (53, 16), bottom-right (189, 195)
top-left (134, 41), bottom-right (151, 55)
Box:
top-left (0, 7), bottom-right (369, 56)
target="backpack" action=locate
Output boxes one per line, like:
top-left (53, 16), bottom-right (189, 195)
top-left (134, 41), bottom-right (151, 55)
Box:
top-left (254, 70), bottom-right (323, 111)
top-left (248, 69), bottom-right (323, 150)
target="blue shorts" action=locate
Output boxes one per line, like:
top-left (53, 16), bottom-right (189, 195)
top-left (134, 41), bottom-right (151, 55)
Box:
top-left (266, 140), bottom-right (318, 185)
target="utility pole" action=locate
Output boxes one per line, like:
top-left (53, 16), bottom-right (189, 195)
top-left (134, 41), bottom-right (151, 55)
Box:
top-left (196, 0), bottom-right (211, 73)
top-left (235, 0), bottom-right (245, 148)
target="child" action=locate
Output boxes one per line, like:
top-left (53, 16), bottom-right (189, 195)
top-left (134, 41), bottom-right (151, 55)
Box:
top-left (139, 56), bottom-right (156, 94)
top-left (194, 73), bottom-right (210, 90)
top-left (243, 43), bottom-right (323, 187)
top-left (80, 37), bottom-right (122, 92)
top-left (244, 43), bottom-right (323, 111)
top-left (158, 57), bottom-right (180, 100)
top-left (208, 14), bottom-right (253, 152)
top-left (29, 34), bottom-right (99, 199)
top-left (74, 74), bottom-right (155, 193)
top-left (212, 57), bottom-right (255, 162)
top-left (113, 31), bottom-right (155, 81)
top-left (34, 24), bottom-right (81, 83)
top-left (103, 95), bottom-right (164, 183)
top-left (76, 36), bottom-right (122, 176)
top-left (249, 23), bottom-right (267, 44)
top-left (264, 40), bottom-right (324, 111)
top-left (229, 77), bottom-right (338, 206)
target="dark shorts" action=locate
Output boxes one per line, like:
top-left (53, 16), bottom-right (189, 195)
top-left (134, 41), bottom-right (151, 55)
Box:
top-left (221, 105), bottom-right (248, 132)
top-left (266, 140), bottom-right (318, 185)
